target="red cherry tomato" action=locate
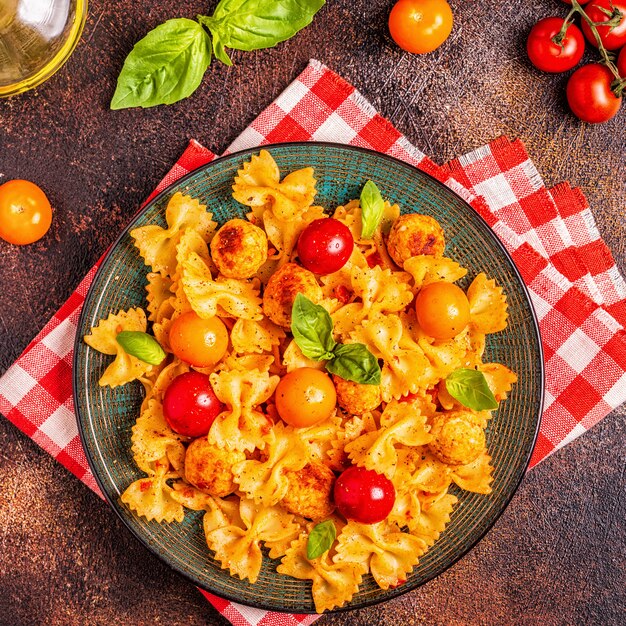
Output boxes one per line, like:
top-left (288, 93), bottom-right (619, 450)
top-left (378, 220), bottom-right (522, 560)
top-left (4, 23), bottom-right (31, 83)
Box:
top-left (566, 63), bottom-right (622, 122)
top-left (617, 45), bottom-right (626, 76)
top-left (581, 0), bottom-right (626, 50)
top-left (526, 18), bottom-right (585, 73)
top-left (333, 466), bottom-right (396, 524)
top-left (388, 0), bottom-right (454, 54)
top-left (163, 371), bottom-right (223, 437)
top-left (297, 218), bottom-right (354, 275)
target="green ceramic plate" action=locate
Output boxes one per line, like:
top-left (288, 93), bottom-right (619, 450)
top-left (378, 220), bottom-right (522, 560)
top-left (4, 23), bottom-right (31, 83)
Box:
top-left (74, 142), bottom-right (543, 613)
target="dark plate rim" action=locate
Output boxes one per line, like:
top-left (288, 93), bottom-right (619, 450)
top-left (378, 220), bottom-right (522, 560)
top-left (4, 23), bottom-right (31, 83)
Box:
top-left (73, 141), bottom-right (544, 614)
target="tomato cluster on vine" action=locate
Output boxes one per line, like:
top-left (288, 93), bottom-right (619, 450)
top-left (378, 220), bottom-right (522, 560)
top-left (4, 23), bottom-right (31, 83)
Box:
top-left (527, 0), bottom-right (626, 123)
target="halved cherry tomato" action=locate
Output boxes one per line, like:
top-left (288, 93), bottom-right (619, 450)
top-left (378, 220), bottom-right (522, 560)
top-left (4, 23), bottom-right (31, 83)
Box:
top-left (275, 367), bottom-right (337, 428)
top-left (527, 18), bottom-right (585, 73)
top-left (582, 0), bottom-right (626, 50)
top-left (0, 179), bottom-right (52, 245)
top-left (169, 311), bottom-right (228, 367)
top-left (163, 371), bottom-right (224, 437)
top-left (297, 218), bottom-right (354, 275)
top-left (566, 63), bottom-right (622, 122)
top-left (388, 0), bottom-right (454, 54)
top-left (334, 466), bottom-right (396, 524)
top-left (415, 281), bottom-right (470, 340)
top-left (617, 45), bottom-right (626, 76)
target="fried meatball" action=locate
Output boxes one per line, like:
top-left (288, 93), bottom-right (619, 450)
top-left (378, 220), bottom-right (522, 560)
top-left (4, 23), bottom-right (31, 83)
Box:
top-left (262, 262), bottom-right (323, 328)
top-left (428, 411), bottom-right (485, 466)
top-left (184, 437), bottom-right (245, 497)
top-left (210, 218), bottom-right (268, 278)
top-left (281, 462), bottom-right (336, 521)
top-left (387, 214), bottom-right (445, 267)
top-left (333, 375), bottom-right (382, 414)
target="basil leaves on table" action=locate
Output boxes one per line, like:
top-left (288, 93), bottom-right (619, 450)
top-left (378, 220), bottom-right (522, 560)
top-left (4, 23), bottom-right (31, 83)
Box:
top-left (306, 519), bottom-right (336, 560)
top-left (116, 331), bottom-right (166, 365)
top-left (360, 179), bottom-right (385, 240)
top-left (291, 294), bottom-right (381, 385)
top-left (111, 0), bottom-right (325, 109)
top-left (445, 368), bottom-right (499, 411)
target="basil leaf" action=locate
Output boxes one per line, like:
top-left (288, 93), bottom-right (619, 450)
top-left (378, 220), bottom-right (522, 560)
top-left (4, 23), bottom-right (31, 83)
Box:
top-left (202, 0), bottom-right (325, 52)
top-left (306, 520), bottom-right (336, 560)
top-left (326, 343), bottom-right (381, 385)
top-left (360, 180), bottom-right (385, 240)
top-left (291, 294), bottom-right (336, 360)
top-left (111, 19), bottom-right (212, 110)
top-left (445, 369), bottom-right (498, 411)
top-left (116, 331), bottom-right (166, 365)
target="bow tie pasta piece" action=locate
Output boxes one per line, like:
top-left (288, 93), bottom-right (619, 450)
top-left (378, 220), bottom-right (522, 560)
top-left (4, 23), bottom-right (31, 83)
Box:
top-left (121, 456), bottom-right (185, 523)
top-left (230, 317), bottom-right (285, 355)
top-left (467, 272), bottom-right (508, 334)
top-left (351, 265), bottom-right (414, 315)
top-left (170, 482), bottom-right (219, 512)
top-left (450, 452), bottom-right (494, 494)
top-left (204, 497), bottom-right (299, 584)
top-left (208, 366), bottom-right (279, 452)
top-left (408, 448), bottom-right (454, 494)
top-left (130, 192), bottom-right (216, 276)
top-left (232, 150), bottom-right (317, 222)
top-left (327, 412), bottom-right (379, 472)
top-left (146, 272), bottom-right (174, 322)
top-left (403, 255), bottom-right (468, 291)
top-left (480, 363), bottom-right (518, 401)
top-left (320, 245), bottom-right (369, 303)
top-left (83, 307), bottom-right (154, 387)
top-left (233, 422), bottom-right (309, 505)
top-left (294, 414), bottom-right (343, 464)
top-left (333, 520), bottom-right (427, 590)
top-left (180, 251), bottom-right (263, 321)
top-left (332, 198), bottom-right (400, 244)
top-left (407, 492), bottom-right (458, 547)
top-left (278, 532), bottom-right (365, 613)
top-left (282, 338), bottom-right (328, 373)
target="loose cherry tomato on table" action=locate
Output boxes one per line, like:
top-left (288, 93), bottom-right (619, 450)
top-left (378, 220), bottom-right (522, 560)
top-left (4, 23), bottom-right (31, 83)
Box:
top-left (163, 371), bottom-right (224, 437)
top-left (297, 218), bottom-right (353, 275)
top-left (415, 281), bottom-right (471, 340)
top-left (566, 63), bottom-right (622, 122)
top-left (275, 367), bottom-right (337, 427)
top-left (334, 466), bottom-right (396, 524)
top-left (581, 0), bottom-right (626, 50)
top-left (388, 0), bottom-right (454, 55)
top-left (617, 45), bottom-right (626, 76)
top-left (169, 311), bottom-right (229, 367)
top-left (0, 179), bottom-right (52, 245)
top-left (526, 18), bottom-right (585, 73)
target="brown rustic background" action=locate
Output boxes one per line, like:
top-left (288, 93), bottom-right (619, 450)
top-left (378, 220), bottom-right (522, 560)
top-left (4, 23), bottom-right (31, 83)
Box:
top-left (1, 1), bottom-right (625, 624)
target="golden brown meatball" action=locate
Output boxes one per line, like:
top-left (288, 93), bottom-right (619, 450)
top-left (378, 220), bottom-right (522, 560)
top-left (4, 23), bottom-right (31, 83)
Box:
top-left (428, 411), bottom-right (485, 466)
top-left (184, 437), bottom-right (245, 497)
top-left (333, 375), bottom-right (382, 414)
top-left (281, 462), bottom-right (336, 521)
top-left (210, 218), bottom-right (268, 278)
top-left (387, 214), bottom-right (445, 267)
top-left (262, 262), bottom-right (323, 328)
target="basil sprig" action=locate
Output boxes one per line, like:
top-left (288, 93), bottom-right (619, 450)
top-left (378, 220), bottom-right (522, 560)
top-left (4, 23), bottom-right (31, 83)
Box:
top-left (306, 519), bottom-right (336, 560)
top-left (360, 180), bottom-right (385, 240)
top-left (291, 294), bottom-right (381, 385)
top-left (445, 368), bottom-right (498, 411)
top-left (116, 331), bottom-right (166, 365)
top-left (111, 0), bottom-right (325, 109)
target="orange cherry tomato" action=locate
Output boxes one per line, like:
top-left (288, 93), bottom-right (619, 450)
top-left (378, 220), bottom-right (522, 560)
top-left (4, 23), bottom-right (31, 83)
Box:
top-left (0, 180), bottom-right (52, 245)
top-left (169, 311), bottom-right (228, 367)
top-left (415, 281), bottom-right (470, 340)
top-left (275, 368), bottom-right (337, 428)
top-left (388, 0), bottom-right (454, 54)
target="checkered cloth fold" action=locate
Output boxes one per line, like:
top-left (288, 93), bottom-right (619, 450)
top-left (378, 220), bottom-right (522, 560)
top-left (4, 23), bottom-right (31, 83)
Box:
top-left (1, 60), bottom-right (624, 626)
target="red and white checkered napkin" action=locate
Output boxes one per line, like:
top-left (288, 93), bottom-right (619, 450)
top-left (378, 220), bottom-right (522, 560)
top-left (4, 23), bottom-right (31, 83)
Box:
top-left (1, 60), bottom-right (625, 625)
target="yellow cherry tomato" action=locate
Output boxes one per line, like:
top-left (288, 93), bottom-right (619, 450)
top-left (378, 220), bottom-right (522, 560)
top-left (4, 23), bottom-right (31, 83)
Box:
top-left (275, 368), bottom-right (337, 428)
top-left (415, 281), bottom-right (470, 340)
top-left (169, 311), bottom-right (228, 367)
top-left (0, 179), bottom-right (52, 245)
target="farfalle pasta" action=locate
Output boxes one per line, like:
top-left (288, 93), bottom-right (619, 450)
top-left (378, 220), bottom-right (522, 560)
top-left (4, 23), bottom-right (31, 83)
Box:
top-left (85, 150), bottom-right (517, 613)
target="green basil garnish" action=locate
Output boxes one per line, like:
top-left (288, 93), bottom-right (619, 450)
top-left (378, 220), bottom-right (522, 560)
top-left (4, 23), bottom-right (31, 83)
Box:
top-left (116, 331), bottom-right (166, 365)
top-left (291, 295), bottom-right (381, 385)
top-left (445, 368), bottom-right (498, 411)
top-left (111, 19), bottom-right (212, 110)
top-left (306, 519), bottom-right (336, 560)
top-left (326, 342), bottom-right (381, 385)
top-left (360, 180), bottom-right (385, 240)
top-left (111, 1), bottom-right (325, 109)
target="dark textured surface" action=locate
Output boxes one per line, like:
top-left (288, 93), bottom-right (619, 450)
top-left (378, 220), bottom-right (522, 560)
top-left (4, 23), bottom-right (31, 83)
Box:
top-left (0, 1), bottom-right (624, 624)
